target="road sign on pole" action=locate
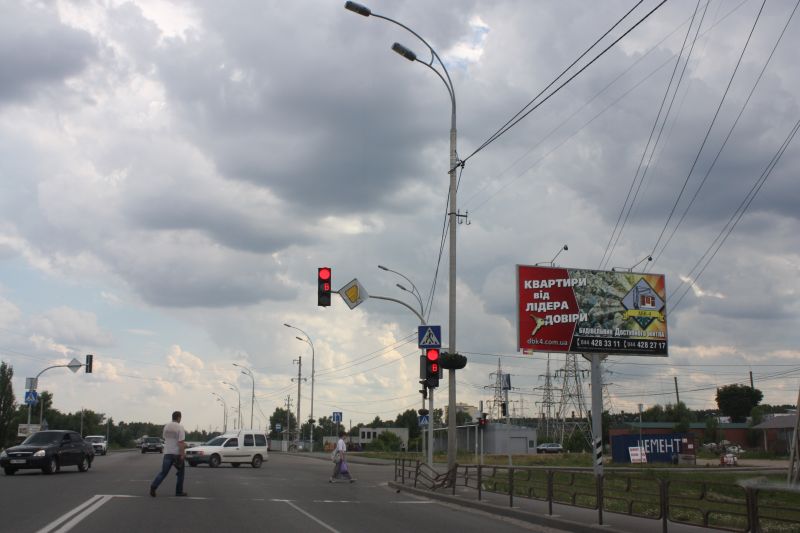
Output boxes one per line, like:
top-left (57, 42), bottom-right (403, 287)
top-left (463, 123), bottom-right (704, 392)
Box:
top-left (67, 358), bottom-right (83, 373)
top-left (332, 411), bottom-right (342, 423)
top-left (24, 390), bottom-right (38, 405)
top-left (418, 326), bottom-right (442, 348)
top-left (418, 414), bottom-right (430, 427)
top-left (275, 423), bottom-right (282, 432)
top-left (339, 279), bottom-right (368, 309)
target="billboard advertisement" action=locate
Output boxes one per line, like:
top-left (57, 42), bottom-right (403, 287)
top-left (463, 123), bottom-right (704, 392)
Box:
top-left (516, 266), bottom-right (667, 356)
top-left (611, 433), bottom-right (695, 464)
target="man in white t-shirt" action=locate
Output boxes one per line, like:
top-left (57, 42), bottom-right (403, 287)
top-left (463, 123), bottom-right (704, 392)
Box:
top-left (150, 411), bottom-right (187, 497)
top-left (330, 431), bottom-right (353, 482)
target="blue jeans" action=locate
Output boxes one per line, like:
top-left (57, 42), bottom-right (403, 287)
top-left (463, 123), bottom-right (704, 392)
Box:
top-left (151, 454), bottom-right (184, 494)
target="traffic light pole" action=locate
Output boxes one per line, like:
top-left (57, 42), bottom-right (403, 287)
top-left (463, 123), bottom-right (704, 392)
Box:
top-left (368, 294), bottom-right (435, 466)
top-left (428, 388), bottom-right (434, 466)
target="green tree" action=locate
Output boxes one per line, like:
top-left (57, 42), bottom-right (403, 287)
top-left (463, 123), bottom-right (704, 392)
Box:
top-left (394, 409), bottom-right (421, 441)
top-left (715, 384), bottom-right (763, 423)
top-left (704, 416), bottom-right (720, 444)
top-left (455, 411), bottom-right (473, 426)
top-left (642, 404), bottom-right (665, 422)
top-left (368, 430), bottom-right (402, 452)
top-left (0, 362), bottom-right (16, 447)
top-left (269, 407), bottom-right (297, 440)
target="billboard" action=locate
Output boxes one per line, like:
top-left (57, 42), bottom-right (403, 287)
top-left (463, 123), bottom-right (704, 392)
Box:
top-left (611, 433), bottom-right (695, 464)
top-left (516, 266), bottom-right (667, 356)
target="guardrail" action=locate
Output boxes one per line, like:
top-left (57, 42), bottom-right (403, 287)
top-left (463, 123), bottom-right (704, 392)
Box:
top-left (393, 460), bottom-right (800, 532)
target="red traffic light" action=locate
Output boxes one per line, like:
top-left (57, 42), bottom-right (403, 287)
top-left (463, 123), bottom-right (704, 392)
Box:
top-left (426, 348), bottom-right (439, 361)
top-left (318, 267), bottom-right (331, 281)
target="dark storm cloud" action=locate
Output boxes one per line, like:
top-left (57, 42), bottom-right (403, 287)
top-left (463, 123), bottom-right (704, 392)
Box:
top-left (0, 2), bottom-right (97, 104)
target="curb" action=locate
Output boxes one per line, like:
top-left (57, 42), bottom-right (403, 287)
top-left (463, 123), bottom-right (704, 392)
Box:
top-left (388, 481), bottom-right (624, 533)
top-left (273, 452), bottom-right (394, 467)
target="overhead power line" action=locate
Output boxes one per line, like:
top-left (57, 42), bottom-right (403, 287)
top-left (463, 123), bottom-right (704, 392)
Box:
top-left (670, 117), bottom-right (800, 312)
top-left (461, 0), bottom-right (668, 167)
top-left (600, 0), bottom-right (708, 269)
top-left (650, 0), bottom-right (800, 268)
top-left (643, 0), bottom-right (767, 265)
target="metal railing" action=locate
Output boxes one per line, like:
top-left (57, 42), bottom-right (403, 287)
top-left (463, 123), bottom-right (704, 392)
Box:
top-left (393, 460), bottom-right (800, 532)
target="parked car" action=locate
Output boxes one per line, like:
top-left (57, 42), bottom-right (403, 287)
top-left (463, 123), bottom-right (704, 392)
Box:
top-left (536, 442), bottom-right (564, 453)
top-left (0, 430), bottom-right (94, 475)
top-left (185, 429), bottom-right (268, 468)
top-left (84, 435), bottom-right (108, 456)
top-left (141, 437), bottom-right (164, 454)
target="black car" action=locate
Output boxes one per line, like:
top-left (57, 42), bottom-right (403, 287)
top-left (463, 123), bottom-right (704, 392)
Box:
top-left (141, 437), bottom-right (164, 453)
top-left (0, 430), bottom-right (94, 475)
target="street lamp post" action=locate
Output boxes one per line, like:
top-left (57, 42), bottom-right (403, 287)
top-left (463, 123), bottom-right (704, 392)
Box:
top-left (223, 381), bottom-right (242, 430)
top-left (284, 323), bottom-right (316, 452)
top-left (212, 392), bottom-right (227, 432)
top-left (233, 363), bottom-right (255, 429)
top-left (346, 1), bottom-right (460, 470)
top-left (377, 265), bottom-right (433, 466)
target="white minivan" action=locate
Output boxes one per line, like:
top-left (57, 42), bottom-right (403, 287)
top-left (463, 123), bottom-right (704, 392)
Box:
top-left (185, 430), bottom-right (268, 468)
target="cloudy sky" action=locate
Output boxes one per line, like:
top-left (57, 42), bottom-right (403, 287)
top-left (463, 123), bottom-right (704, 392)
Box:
top-left (1, 0), bottom-right (798, 433)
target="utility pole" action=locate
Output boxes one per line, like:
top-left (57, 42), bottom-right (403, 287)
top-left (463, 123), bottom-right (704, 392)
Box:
top-left (750, 371), bottom-right (754, 390)
top-left (292, 357), bottom-right (306, 443)
top-left (674, 376), bottom-right (680, 404)
top-left (284, 396), bottom-right (293, 443)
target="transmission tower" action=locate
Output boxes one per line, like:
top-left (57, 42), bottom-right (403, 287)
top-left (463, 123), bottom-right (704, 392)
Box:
top-left (535, 354), bottom-right (557, 441)
top-left (554, 353), bottom-right (591, 446)
top-left (485, 359), bottom-right (508, 420)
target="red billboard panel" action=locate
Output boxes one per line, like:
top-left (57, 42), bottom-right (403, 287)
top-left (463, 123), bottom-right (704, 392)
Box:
top-left (516, 266), bottom-right (667, 356)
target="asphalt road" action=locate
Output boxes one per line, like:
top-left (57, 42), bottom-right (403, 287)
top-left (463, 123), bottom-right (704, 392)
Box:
top-left (0, 451), bottom-right (562, 533)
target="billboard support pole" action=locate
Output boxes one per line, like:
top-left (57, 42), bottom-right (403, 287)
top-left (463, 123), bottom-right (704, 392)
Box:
top-left (591, 354), bottom-right (604, 478)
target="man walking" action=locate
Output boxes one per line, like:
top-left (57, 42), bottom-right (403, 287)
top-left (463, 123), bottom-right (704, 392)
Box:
top-left (150, 410), bottom-right (187, 497)
top-left (330, 431), bottom-right (353, 482)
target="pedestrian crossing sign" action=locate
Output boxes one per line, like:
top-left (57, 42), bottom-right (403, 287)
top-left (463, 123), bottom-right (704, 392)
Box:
top-left (418, 325), bottom-right (441, 348)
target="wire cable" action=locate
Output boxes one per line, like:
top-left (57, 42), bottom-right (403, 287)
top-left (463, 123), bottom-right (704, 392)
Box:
top-left (600, 0), bottom-right (708, 269)
top-left (644, 0), bottom-right (767, 265)
top-left (669, 117), bottom-right (800, 312)
top-left (650, 0), bottom-right (800, 268)
top-left (461, 0), bottom-right (668, 167)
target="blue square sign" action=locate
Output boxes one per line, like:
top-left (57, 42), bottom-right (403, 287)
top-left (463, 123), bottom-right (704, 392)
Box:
top-left (418, 325), bottom-right (442, 348)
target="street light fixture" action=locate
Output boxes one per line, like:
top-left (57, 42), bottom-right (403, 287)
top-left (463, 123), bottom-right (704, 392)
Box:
top-left (223, 381), bottom-right (242, 430)
top-left (378, 265), bottom-right (424, 318)
top-left (233, 363), bottom-right (255, 429)
top-left (212, 392), bottom-right (227, 432)
top-left (284, 323), bottom-right (316, 452)
top-left (348, 1), bottom-right (460, 470)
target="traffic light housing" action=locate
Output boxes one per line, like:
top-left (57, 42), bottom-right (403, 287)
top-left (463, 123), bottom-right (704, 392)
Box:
top-left (85, 354), bottom-right (93, 374)
top-left (424, 348), bottom-right (441, 388)
top-left (478, 414), bottom-right (488, 430)
top-left (318, 267), bottom-right (332, 307)
top-left (501, 401), bottom-right (507, 417)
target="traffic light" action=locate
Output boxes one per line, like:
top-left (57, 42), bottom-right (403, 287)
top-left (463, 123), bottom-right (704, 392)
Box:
top-left (478, 414), bottom-right (487, 430)
top-left (318, 267), bottom-right (332, 307)
top-left (424, 348), bottom-right (441, 388)
top-left (85, 354), bottom-right (93, 374)
top-left (501, 402), bottom-right (507, 417)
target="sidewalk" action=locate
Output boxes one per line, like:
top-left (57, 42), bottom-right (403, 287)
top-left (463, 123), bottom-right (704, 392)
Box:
top-left (387, 478), bottom-right (723, 533)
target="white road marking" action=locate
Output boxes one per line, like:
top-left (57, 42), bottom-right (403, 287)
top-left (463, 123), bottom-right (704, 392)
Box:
top-left (390, 501), bottom-right (435, 504)
top-left (36, 495), bottom-right (111, 533)
top-left (275, 500), bottom-right (342, 533)
top-left (312, 500), bottom-right (359, 503)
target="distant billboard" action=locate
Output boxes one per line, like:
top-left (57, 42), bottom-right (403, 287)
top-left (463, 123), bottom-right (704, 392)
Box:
top-left (516, 266), bottom-right (667, 356)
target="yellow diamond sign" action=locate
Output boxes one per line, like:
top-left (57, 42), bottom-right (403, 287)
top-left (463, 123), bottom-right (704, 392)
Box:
top-left (339, 278), bottom-right (368, 309)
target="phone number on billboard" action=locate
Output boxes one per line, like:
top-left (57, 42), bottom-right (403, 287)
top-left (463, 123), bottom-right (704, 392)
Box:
top-left (573, 337), bottom-right (667, 355)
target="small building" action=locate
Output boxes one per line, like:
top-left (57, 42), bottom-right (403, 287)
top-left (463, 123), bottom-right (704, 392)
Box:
top-left (434, 422), bottom-right (537, 455)
top-left (752, 414), bottom-right (797, 454)
top-left (358, 427), bottom-right (409, 448)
